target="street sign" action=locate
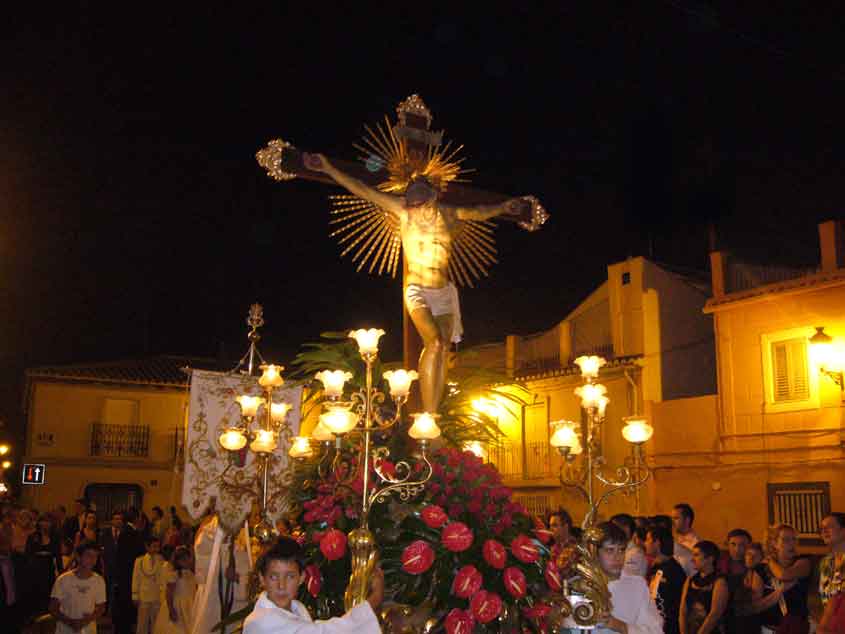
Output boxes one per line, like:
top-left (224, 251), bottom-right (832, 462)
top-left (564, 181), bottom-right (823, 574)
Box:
top-left (22, 463), bottom-right (46, 485)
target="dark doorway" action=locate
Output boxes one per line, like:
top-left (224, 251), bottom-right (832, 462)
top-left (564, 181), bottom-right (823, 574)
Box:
top-left (84, 483), bottom-right (144, 523)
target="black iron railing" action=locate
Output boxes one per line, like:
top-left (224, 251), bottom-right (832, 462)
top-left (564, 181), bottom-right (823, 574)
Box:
top-left (90, 423), bottom-right (150, 458)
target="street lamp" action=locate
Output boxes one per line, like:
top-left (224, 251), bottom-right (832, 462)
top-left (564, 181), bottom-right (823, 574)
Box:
top-left (550, 355), bottom-right (653, 528)
top-left (303, 328), bottom-right (436, 609)
top-left (216, 305), bottom-right (296, 543)
top-left (0, 445), bottom-right (9, 456)
top-left (809, 326), bottom-right (845, 393)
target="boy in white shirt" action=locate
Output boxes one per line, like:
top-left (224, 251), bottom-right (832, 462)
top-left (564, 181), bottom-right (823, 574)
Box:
top-left (592, 521), bottom-right (664, 634)
top-left (50, 541), bottom-right (107, 634)
top-left (132, 536), bottom-right (163, 634)
top-left (243, 537), bottom-right (383, 634)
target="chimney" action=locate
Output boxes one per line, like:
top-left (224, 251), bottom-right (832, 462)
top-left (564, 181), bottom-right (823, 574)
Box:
top-left (709, 251), bottom-right (728, 298)
top-left (818, 220), bottom-right (845, 272)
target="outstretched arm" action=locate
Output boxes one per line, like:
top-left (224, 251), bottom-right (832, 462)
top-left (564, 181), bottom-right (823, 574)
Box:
top-left (304, 153), bottom-right (403, 217)
top-left (452, 197), bottom-right (530, 222)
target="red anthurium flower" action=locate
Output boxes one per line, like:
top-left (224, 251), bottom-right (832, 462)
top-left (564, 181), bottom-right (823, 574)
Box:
top-left (319, 529), bottom-right (347, 561)
top-left (452, 565), bottom-right (483, 598)
top-left (421, 504), bottom-right (448, 529)
top-left (510, 534), bottom-right (539, 563)
top-left (470, 590), bottom-right (503, 623)
top-left (503, 566), bottom-right (527, 598)
top-left (482, 539), bottom-right (507, 569)
top-left (544, 559), bottom-right (562, 591)
top-left (442, 522), bottom-right (473, 552)
top-left (533, 527), bottom-right (553, 544)
top-left (401, 540), bottom-right (435, 575)
top-left (445, 609), bottom-right (474, 634)
top-left (303, 564), bottom-right (322, 597)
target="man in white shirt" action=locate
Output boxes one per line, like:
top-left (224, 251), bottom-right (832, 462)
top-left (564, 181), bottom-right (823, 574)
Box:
top-left (671, 504), bottom-right (700, 552)
top-left (244, 537), bottom-right (383, 634)
top-left (612, 513), bottom-right (648, 577)
top-left (132, 536), bottom-right (163, 634)
top-left (50, 541), bottom-right (107, 634)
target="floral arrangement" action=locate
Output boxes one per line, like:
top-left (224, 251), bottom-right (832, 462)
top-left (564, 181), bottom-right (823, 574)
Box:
top-left (294, 447), bottom-right (556, 632)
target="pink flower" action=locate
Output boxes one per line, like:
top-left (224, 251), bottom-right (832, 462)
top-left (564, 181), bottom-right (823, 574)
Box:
top-left (319, 529), bottom-right (347, 560)
top-left (444, 609), bottom-right (474, 634)
top-left (441, 522), bottom-right (473, 552)
top-left (482, 539), bottom-right (507, 569)
top-left (303, 564), bottom-right (322, 597)
top-left (421, 505), bottom-right (448, 529)
top-left (503, 566), bottom-right (527, 598)
top-left (544, 559), bottom-right (562, 591)
top-left (510, 534), bottom-right (539, 563)
top-left (451, 565), bottom-right (483, 598)
top-left (470, 590), bottom-right (503, 623)
top-left (401, 540), bottom-right (435, 575)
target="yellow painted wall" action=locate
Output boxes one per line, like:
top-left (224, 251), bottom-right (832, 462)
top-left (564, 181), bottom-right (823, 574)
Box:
top-left (23, 380), bottom-right (187, 513)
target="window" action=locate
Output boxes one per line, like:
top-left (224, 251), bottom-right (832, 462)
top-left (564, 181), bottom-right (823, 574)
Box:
top-left (761, 328), bottom-right (818, 413)
top-left (621, 271), bottom-right (631, 285)
top-left (767, 481), bottom-right (830, 546)
top-left (514, 494), bottom-right (552, 518)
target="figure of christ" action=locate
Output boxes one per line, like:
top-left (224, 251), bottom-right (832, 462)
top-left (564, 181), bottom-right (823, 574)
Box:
top-left (304, 152), bottom-right (529, 412)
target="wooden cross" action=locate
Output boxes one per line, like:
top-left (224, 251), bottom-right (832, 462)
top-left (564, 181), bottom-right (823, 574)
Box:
top-left (269, 99), bottom-right (532, 382)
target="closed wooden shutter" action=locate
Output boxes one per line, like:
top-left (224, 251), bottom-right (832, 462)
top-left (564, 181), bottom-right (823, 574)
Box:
top-left (771, 338), bottom-right (810, 402)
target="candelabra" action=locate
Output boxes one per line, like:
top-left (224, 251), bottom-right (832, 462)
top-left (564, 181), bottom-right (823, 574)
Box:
top-left (301, 328), bottom-right (440, 610)
top-left (217, 305), bottom-right (295, 542)
top-left (549, 355), bottom-right (653, 529)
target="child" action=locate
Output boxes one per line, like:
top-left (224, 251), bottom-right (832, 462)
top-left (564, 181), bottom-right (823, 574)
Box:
top-left (153, 545), bottom-right (196, 634)
top-left (243, 537), bottom-right (384, 634)
top-left (49, 541), bottom-right (106, 634)
top-left (581, 522), bottom-right (664, 634)
top-left (132, 536), bottom-right (163, 634)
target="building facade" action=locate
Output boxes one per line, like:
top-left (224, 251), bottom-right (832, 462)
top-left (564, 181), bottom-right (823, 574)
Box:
top-left (21, 356), bottom-right (216, 519)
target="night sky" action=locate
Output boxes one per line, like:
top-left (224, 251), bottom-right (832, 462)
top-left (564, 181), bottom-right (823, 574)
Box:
top-left (3, 4), bottom-right (845, 443)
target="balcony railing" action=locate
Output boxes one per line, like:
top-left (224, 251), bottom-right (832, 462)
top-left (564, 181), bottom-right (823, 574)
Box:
top-left (485, 440), bottom-right (554, 481)
top-left (487, 441), bottom-right (522, 478)
top-left (524, 441), bottom-right (553, 479)
top-left (90, 423), bottom-right (150, 458)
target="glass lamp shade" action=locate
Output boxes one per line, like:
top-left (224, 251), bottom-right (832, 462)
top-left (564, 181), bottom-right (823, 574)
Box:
top-left (289, 436), bottom-right (313, 459)
top-left (810, 327), bottom-right (834, 367)
top-left (236, 395), bottom-right (265, 418)
top-left (596, 395), bottom-right (610, 418)
top-left (219, 428), bottom-right (248, 451)
top-left (311, 421), bottom-right (335, 442)
top-left (549, 421), bottom-right (579, 449)
top-left (349, 328), bottom-right (385, 356)
top-left (270, 401), bottom-right (292, 423)
top-left (258, 364), bottom-right (285, 388)
top-left (574, 383), bottom-right (607, 409)
top-left (569, 438), bottom-right (583, 455)
top-left (383, 369), bottom-right (418, 398)
top-left (250, 429), bottom-right (277, 454)
top-left (315, 370), bottom-right (353, 399)
top-left (320, 404), bottom-right (358, 435)
top-left (621, 416), bottom-right (654, 444)
top-left (408, 412), bottom-right (441, 440)
top-left (574, 355), bottom-right (606, 379)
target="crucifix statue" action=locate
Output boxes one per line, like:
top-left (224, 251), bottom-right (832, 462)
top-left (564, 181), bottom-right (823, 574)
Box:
top-left (257, 95), bottom-right (548, 413)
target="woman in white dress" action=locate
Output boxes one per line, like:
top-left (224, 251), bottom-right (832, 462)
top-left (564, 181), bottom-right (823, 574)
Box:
top-left (154, 546), bottom-right (197, 634)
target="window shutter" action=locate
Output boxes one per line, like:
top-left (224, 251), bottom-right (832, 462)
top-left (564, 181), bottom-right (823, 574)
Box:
top-left (771, 339), bottom-right (810, 402)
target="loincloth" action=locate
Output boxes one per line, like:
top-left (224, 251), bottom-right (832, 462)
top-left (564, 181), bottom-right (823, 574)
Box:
top-left (404, 283), bottom-right (463, 343)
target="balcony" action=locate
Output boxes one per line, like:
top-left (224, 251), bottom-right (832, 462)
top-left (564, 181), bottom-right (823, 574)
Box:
top-left (90, 423), bottom-right (150, 458)
top-left (486, 439), bottom-right (555, 482)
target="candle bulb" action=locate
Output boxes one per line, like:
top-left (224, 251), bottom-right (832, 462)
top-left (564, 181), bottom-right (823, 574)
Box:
top-left (384, 369), bottom-right (418, 398)
top-left (270, 401), bottom-right (292, 423)
top-left (349, 328), bottom-right (385, 356)
top-left (236, 395), bottom-right (265, 418)
top-left (315, 370), bottom-right (353, 399)
top-left (250, 429), bottom-right (277, 454)
top-left (289, 436), bottom-right (313, 459)
top-left (259, 364), bottom-right (285, 388)
top-left (219, 428), bottom-right (247, 451)
top-left (408, 412), bottom-right (441, 440)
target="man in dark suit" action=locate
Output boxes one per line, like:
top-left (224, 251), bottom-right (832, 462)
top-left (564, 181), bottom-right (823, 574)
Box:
top-left (99, 510), bottom-right (124, 626)
top-left (112, 507), bottom-right (145, 634)
top-left (62, 498), bottom-right (87, 542)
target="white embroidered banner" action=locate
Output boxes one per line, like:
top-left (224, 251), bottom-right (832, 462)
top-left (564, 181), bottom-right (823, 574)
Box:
top-left (182, 369), bottom-right (302, 534)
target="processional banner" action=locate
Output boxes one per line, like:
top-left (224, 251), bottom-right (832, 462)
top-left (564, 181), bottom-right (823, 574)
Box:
top-left (182, 369), bottom-right (302, 534)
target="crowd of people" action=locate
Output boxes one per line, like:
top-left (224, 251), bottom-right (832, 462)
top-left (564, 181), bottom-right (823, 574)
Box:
top-left (541, 504), bottom-right (845, 634)
top-left (1, 495), bottom-right (844, 634)
top-left (0, 498), bottom-right (198, 633)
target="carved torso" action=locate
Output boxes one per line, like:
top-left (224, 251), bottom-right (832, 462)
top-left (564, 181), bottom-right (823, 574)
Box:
top-left (399, 202), bottom-right (457, 288)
